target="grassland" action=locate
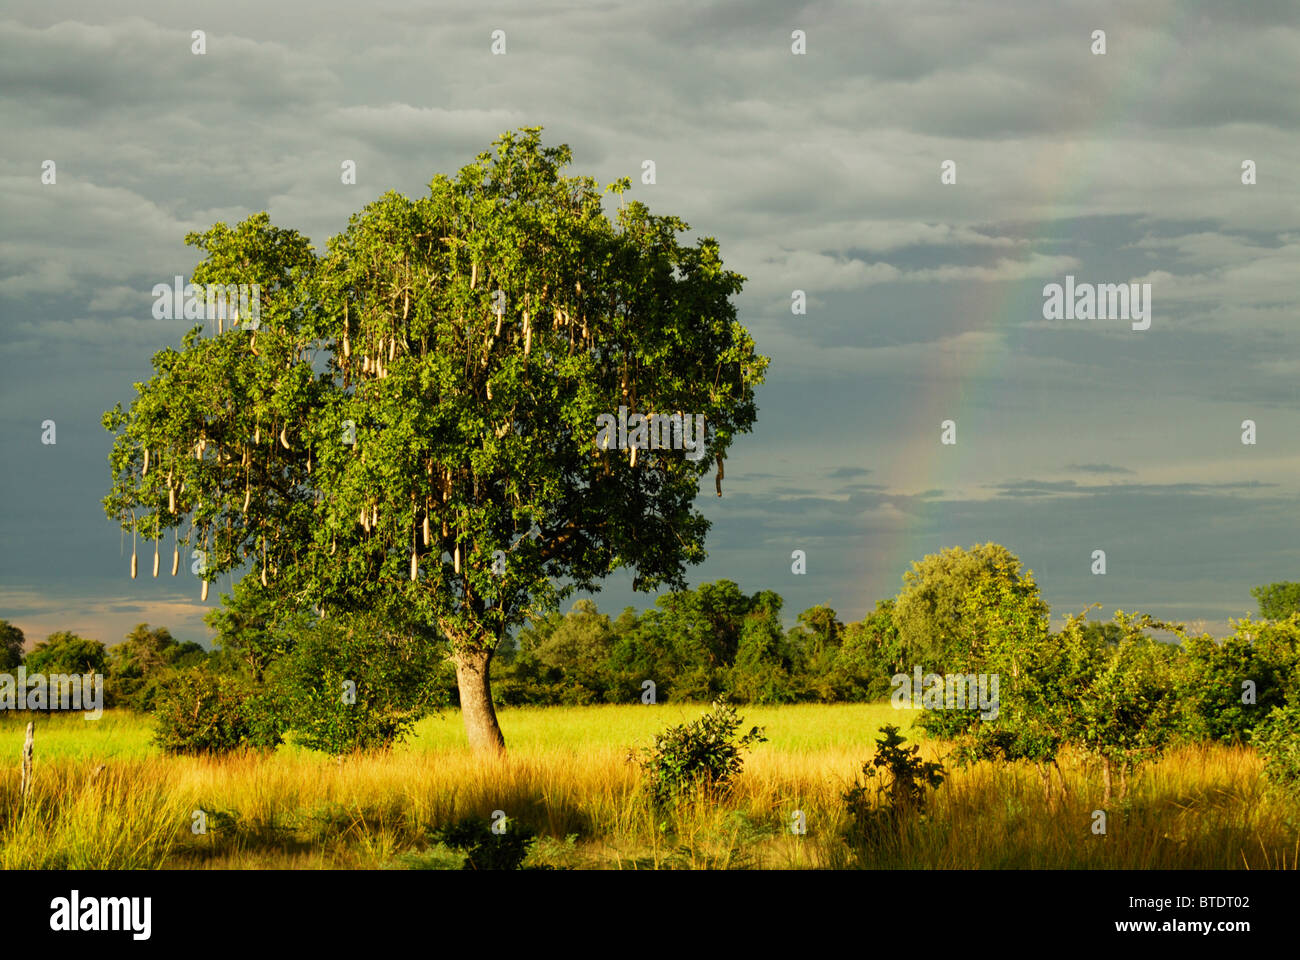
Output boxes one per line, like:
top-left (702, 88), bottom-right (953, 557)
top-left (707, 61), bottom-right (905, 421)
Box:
top-left (1, 704), bottom-right (1296, 870)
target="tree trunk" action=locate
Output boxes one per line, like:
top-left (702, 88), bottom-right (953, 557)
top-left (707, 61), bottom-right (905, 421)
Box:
top-left (1119, 762), bottom-right (1130, 800)
top-left (454, 647), bottom-right (505, 754)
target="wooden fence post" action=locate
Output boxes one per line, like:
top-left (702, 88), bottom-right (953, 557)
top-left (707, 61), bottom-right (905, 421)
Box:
top-left (20, 721), bottom-right (34, 807)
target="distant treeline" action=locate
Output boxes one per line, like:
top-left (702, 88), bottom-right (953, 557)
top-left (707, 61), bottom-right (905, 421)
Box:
top-left (2, 545), bottom-right (1297, 780)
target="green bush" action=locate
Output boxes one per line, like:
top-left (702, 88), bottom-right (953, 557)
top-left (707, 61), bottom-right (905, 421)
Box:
top-left (1174, 618), bottom-right (1299, 743)
top-left (277, 614), bottom-right (446, 754)
top-left (1253, 702), bottom-right (1300, 796)
top-left (152, 666), bottom-right (284, 755)
top-left (843, 725), bottom-right (945, 841)
top-left (1251, 582), bottom-right (1300, 621)
top-left (631, 697), bottom-right (766, 807)
top-left (432, 816), bottom-right (539, 870)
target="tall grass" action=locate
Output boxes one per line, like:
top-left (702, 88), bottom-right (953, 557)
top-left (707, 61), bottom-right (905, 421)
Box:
top-left (1, 705), bottom-right (1295, 869)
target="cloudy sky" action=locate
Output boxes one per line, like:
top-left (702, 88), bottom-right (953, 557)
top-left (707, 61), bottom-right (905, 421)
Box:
top-left (2, 0), bottom-right (1297, 649)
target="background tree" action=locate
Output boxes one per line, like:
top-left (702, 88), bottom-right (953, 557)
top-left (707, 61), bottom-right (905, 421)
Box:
top-left (0, 620), bottom-right (24, 670)
top-left (893, 542), bottom-right (1041, 670)
top-left (660, 580), bottom-right (753, 669)
top-left (1079, 621), bottom-right (1123, 647)
top-left (1173, 616), bottom-right (1299, 743)
top-left (785, 603), bottom-right (844, 698)
top-left (831, 600), bottom-right (903, 701)
top-left (607, 596), bottom-right (719, 702)
top-left (1251, 582), bottom-right (1300, 621)
top-left (490, 608), bottom-right (565, 705)
top-left (103, 128), bottom-right (766, 753)
top-left (24, 631), bottom-right (108, 676)
top-left (530, 598), bottom-right (616, 704)
top-left (728, 590), bottom-right (797, 703)
top-left (108, 622), bottom-right (207, 711)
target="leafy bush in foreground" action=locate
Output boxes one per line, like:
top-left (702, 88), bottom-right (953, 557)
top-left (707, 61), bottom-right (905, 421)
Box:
top-left (631, 697), bottom-right (766, 807)
top-left (433, 816), bottom-right (539, 870)
top-left (843, 724), bottom-right (945, 841)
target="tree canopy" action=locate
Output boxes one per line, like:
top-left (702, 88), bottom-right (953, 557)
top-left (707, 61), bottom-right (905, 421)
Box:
top-left (103, 128), bottom-right (767, 752)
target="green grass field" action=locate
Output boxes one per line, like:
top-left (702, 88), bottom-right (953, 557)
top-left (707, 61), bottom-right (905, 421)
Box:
top-left (2, 704), bottom-right (1296, 870)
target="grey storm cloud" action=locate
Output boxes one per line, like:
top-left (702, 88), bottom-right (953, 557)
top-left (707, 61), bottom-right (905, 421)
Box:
top-left (1, 0), bottom-right (1296, 646)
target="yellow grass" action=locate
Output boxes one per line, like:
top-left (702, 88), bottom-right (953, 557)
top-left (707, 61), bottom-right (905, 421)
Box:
top-left (1, 704), bottom-right (1296, 869)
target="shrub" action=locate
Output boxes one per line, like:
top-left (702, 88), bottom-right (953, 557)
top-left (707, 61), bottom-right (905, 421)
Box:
top-left (432, 816), bottom-right (539, 870)
top-left (1253, 702), bottom-right (1300, 797)
top-left (152, 666), bottom-right (284, 755)
top-left (277, 614), bottom-right (446, 754)
top-left (1174, 617), bottom-right (1299, 743)
top-left (630, 697), bottom-right (766, 807)
top-left (843, 725), bottom-right (945, 839)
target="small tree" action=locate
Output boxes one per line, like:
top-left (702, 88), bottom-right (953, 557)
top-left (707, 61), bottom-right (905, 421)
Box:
top-left (918, 565), bottom-right (1064, 803)
top-left (1071, 613), bottom-right (1180, 802)
top-left (1246, 618), bottom-right (1300, 796)
top-left (1253, 702), bottom-right (1300, 797)
top-left (206, 576), bottom-right (302, 683)
top-left (631, 697), bottom-right (766, 807)
top-left (1174, 616), bottom-right (1298, 743)
top-left (843, 724), bottom-right (945, 840)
